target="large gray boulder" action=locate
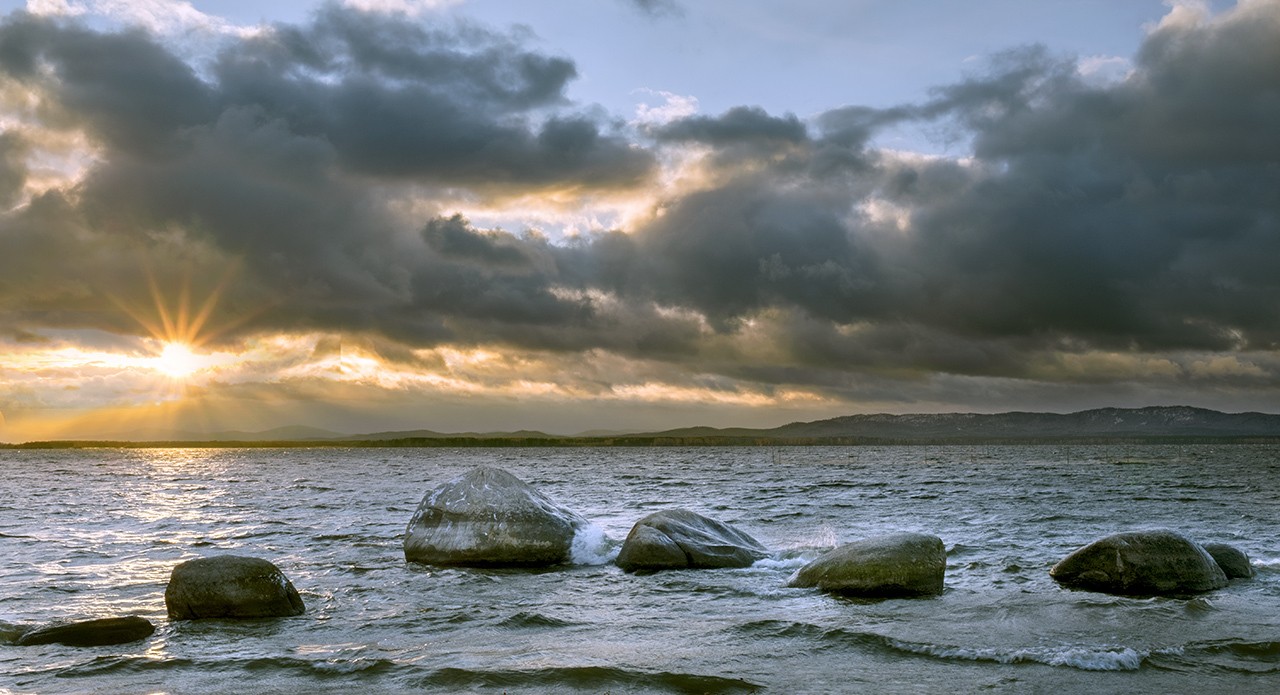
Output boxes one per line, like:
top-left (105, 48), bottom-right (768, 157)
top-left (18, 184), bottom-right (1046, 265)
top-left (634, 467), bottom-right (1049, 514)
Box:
top-left (615, 509), bottom-right (768, 572)
top-left (1050, 529), bottom-right (1228, 595)
top-left (403, 466), bottom-right (588, 567)
top-left (16, 616), bottom-right (155, 647)
top-left (1202, 542), bottom-right (1256, 579)
top-left (166, 555), bottom-right (306, 620)
top-left (787, 532), bottom-right (946, 597)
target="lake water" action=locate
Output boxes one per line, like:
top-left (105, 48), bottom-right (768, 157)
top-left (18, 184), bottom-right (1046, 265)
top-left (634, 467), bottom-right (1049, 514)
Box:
top-left (2, 445), bottom-right (1278, 693)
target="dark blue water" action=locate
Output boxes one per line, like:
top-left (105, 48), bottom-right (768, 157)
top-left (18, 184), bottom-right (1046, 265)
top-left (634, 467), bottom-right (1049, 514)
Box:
top-left (2, 445), bottom-right (1278, 693)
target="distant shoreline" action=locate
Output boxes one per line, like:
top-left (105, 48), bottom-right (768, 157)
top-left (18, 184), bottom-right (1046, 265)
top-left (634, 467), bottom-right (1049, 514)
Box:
top-left (6, 435), bottom-right (1280, 449)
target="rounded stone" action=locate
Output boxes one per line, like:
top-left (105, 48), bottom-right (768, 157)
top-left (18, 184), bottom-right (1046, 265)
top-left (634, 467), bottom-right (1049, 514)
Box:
top-left (615, 509), bottom-right (768, 572)
top-left (787, 532), bottom-right (947, 597)
top-left (16, 616), bottom-right (155, 647)
top-left (403, 466), bottom-right (588, 567)
top-left (1049, 529), bottom-right (1228, 596)
top-left (1202, 542), bottom-right (1256, 579)
top-left (165, 555), bottom-right (306, 620)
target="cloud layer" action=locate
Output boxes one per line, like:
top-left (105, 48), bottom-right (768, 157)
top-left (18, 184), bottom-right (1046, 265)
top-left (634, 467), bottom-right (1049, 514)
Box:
top-left (2, 0), bottom-right (1279, 422)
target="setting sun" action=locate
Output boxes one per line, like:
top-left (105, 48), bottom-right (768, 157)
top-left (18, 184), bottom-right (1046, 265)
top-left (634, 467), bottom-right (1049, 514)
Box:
top-left (154, 342), bottom-right (203, 379)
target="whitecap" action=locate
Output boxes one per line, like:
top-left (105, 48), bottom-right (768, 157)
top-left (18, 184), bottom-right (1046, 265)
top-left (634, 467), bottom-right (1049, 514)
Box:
top-left (893, 638), bottom-right (1162, 671)
top-left (1251, 555), bottom-right (1280, 570)
top-left (569, 524), bottom-right (617, 565)
top-left (751, 556), bottom-right (809, 571)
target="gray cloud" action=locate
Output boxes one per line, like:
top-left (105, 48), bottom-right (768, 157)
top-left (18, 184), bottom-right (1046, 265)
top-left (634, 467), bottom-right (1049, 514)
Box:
top-left (214, 10), bottom-right (653, 186)
top-left (624, 0), bottom-right (683, 18)
top-left (654, 106), bottom-right (807, 146)
top-left (0, 131), bottom-right (26, 207)
top-left (2, 0), bottom-right (1279, 401)
top-left (613, 3), bottom-right (1280, 369)
top-left (0, 6), bottom-right (652, 346)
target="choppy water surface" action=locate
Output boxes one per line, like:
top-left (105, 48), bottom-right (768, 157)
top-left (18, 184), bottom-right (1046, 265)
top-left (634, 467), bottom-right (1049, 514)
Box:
top-left (2, 445), bottom-right (1279, 693)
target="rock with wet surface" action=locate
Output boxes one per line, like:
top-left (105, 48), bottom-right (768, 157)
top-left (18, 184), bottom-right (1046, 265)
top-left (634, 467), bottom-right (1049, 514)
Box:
top-left (1050, 529), bottom-right (1228, 595)
top-left (787, 532), bottom-right (947, 597)
top-left (403, 466), bottom-right (589, 566)
top-left (1202, 542), bottom-right (1256, 579)
top-left (166, 555), bottom-right (306, 620)
top-left (16, 616), bottom-right (155, 647)
top-left (615, 509), bottom-right (768, 572)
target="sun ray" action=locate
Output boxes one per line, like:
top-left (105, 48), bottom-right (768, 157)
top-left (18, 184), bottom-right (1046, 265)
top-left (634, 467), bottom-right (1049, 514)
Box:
top-left (185, 258), bottom-right (244, 347)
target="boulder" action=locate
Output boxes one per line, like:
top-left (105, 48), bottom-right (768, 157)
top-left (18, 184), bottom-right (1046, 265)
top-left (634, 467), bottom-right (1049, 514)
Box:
top-left (1049, 529), bottom-right (1228, 596)
top-left (16, 616), bottom-right (154, 647)
top-left (615, 509), bottom-right (768, 572)
top-left (166, 555), bottom-right (306, 620)
top-left (403, 466), bottom-right (588, 567)
top-left (787, 532), bottom-right (946, 597)
top-left (1202, 542), bottom-right (1256, 579)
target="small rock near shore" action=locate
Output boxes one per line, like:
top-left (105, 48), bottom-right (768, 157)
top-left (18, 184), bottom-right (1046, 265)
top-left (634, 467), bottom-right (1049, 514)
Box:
top-left (615, 509), bottom-right (768, 572)
top-left (1049, 529), bottom-right (1227, 596)
top-left (1202, 542), bottom-right (1256, 579)
top-left (787, 532), bottom-right (946, 597)
top-left (16, 616), bottom-right (155, 647)
top-left (166, 555), bottom-right (306, 620)
top-left (403, 466), bottom-right (592, 567)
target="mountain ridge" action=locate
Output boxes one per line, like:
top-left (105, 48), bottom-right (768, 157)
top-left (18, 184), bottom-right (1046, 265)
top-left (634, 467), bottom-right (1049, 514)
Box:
top-left (15, 406), bottom-right (1280, 446)
top-left (648, 405), bottom-right (1280, 440)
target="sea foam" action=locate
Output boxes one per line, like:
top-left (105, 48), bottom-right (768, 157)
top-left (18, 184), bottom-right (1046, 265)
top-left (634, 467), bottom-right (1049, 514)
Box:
top-left (570, 523), bottom-right (617, 565)
top-left (890, 638), bottom-right (1163, 671)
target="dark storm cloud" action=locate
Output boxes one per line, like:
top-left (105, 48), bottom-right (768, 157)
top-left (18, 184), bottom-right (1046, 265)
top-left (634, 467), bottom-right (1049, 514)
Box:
top-left (0, 5), bottom-right (651, 344)
top-left (612, 2), bottom-right (1280, 372)
top-left (2, 1), bottom-right (1279, 391)
top-left (212, 6), bottom-right (652, 185)
top-left (654, 106), bottom-right (807, 145)
top-left (0, 131), bottom-right (26, 207)
top-left (0, 18), bottom-right (216, 156)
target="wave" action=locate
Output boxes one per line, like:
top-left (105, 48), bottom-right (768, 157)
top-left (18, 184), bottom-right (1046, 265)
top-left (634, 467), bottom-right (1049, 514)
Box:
top-left (831, 629), bottom-right (1165, 671)
top-left (1194, 640), bottom-right (1280, 659)
top-left (886, 639), bottom-right (1152, 671)
top-left (416, 665), bottom-right (761, 693)
top-left (569, 524), bottom-right (617, 565)
top-left (1251, 555), bottom-right (1280, 571)
top-left (1147, 639), bottom-right (1280, 674)
top-left (497, 611), bottom-right (578, 628)
top-left (751, 555), bottom-right (809, 571)
top-left (732, 620), bottom-right (1158, 671)
top-left (52, 654), bottom-right (401, 678)
top-left (733, 619), bottom-right (827, 640)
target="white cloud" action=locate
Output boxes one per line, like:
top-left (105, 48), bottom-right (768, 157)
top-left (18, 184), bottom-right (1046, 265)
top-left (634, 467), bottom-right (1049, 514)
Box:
top-left (1148, 0), bottom-right (1211, 33)
top-left (26, 0), bottom-right (259, 38)
top-left (341, 0), bottom-right (463, 15)
top-left (24, 0), bottom-right (85, 17)
top-left (632, 89), bottom-right (700, 125)
top-left (1077, 55), bottom-right (1134, 85)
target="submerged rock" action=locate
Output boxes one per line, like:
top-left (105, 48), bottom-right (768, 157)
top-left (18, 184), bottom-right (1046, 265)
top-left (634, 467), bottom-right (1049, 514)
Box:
top-left (787, 532), bottom-right (946, 597)
top-left (615, 509), bottom-right (768, 572)
top-left (403, 466), bottom-right (589, 567)
top-left (1202, 542), bottom-right (1256, 579)
top-left (1049, 529), bottom-right (1228, 596)
top-left (166, 555), bottom-right (306, 620)
top-left (16, 616), bottom-right (155, 647)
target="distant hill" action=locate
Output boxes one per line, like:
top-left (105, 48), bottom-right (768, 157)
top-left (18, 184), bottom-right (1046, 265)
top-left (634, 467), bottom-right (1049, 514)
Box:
top-left (650, 406), bottom-right (1280, 441)
top-left (15, 406), bottom-right (1280, 448)
top-left (203, 425), bottom-right (347, 442)
top-left (344, 429), bottom-right (555, 441)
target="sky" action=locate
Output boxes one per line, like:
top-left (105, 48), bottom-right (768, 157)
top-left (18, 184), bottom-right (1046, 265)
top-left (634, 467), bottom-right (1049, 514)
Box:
top-left (1, 0), bottom-right (1277, 441)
